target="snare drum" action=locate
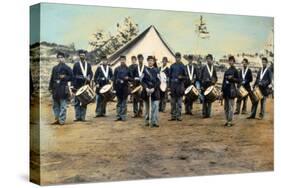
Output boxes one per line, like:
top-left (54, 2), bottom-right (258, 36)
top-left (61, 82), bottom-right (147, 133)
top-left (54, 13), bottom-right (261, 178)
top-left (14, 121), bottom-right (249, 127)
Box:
top-left (238, 85), bottom-right (249, 98)
top-left (75, 85), bottom-right (95, 106)
top-left (100, 84), bottom-right (115, 101)
top-left (184, 85), bottom-right (199, 101)
top-left (204, 86), bottom-right (219, 103)
top-left (249, 87), bottom-right (263, 103)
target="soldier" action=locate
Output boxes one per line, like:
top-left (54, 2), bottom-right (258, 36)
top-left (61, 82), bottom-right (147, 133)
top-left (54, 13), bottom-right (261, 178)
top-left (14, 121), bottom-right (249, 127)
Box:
top-left (247, 57), bottom-right (273, 120)
top-left (200, 54), bottom-right (218, 118)
top-left (94, 55), bottom-right (113, 117)
top-left (130, 54), bottom-right (145, 117)
top-left (72, 50), bottom-right (93, 122)
top-left (235, 58), bottom-right (253, 114)
top-left (141, 56), bottom-right (161, 127)
top-left (113, 55), bottom-right (131, 121)
top-left (221, 56), bottom-right (239, 127)
top-left (48, 52), bottom-right (73, 125)
top-left (196, 56), bottom-right (204, 103)
top-left (184, 55), bottom-right (199, 115)
top-left (159, 57), bottom-right (169, 112)
top-left (168, 52), bottom-right (187, 121)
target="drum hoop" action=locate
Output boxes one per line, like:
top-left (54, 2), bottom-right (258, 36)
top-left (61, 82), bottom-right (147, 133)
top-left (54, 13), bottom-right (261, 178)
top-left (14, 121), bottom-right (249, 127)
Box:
top-left (100, 84), bottom-right (112, 93)
top-left (76, 85), bottom-right (88, 96)
top-left (185, 85), bottom-right (193, 95)
top-left (204, 86), bottom-right (214, 95)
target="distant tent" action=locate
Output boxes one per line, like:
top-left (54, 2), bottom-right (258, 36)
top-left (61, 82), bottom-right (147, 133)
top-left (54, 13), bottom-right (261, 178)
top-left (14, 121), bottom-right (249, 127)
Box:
top-left (108, 25), bottom-right (175, 68)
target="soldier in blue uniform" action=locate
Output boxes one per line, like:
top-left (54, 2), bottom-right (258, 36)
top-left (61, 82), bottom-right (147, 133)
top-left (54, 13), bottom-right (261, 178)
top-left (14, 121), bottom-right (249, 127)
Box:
top-left (196, 57), bottom-right (204, 103)
top-left (48, 52), bottom-right (73, 125)
top-left (159, 57), bottom-right (169, 112)
top-left (94, 55), bottom-right (113, 117)
top-left (184, 55), bottom-right (199, 115)
top-left (247, 57), bottom-right (273, 119)
top-left (141, 56), bottom-right (161, 127)
top-left (235, 58), bottom-right (253, 114)
top-left (221, 56), bottom-right (239, 127)
top-left (168, 52), bottom-right (187, 121)
top-left (130, 54), bottom-right (144, 117)
top-left (113, 55), bottom-right (131, 121)
top-left (72, 50), bottom-right (93, 122)
top-left (200, 54), bottom-right (218, 118)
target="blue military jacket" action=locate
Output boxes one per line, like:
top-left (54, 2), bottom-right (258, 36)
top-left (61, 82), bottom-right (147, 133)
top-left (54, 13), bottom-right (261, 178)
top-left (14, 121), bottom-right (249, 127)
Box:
top-left (49, 63), bottom-right (73, 100)
top-left (113, 65), bottom-right (131, 99)
top-left (169, 62), bottom-right (187, 97)
top-left (141, 66), bottom-right (161, 101)
top-left (254, 67), bottom-right (272, 96)
top-left (94, 65), bottom-right (113, 94)
top-left (72, 61), bottom-right (93, 90)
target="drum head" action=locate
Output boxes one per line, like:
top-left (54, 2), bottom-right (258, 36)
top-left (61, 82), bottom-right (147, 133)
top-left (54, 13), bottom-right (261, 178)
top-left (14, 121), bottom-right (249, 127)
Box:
top-left (132, 85), bottom-right (143, 93)
top-left (184, 85), bottom-right (193, 95)
top-left (100, 84), bottom-right (112, 94)
top-left (76, 85), bottom-right (88, 96)
top-left (204, 86), bottom-right (214, 95)
top-left (160, 82), bottom-right (167, 92)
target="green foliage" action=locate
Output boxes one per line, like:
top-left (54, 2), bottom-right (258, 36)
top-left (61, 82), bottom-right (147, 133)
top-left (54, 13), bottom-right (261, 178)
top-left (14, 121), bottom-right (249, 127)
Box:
top-left (88, 17), bottom-right (139, 63)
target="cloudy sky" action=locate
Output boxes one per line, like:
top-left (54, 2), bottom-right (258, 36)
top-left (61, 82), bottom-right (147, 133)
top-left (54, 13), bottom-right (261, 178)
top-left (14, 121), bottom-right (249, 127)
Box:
top-left (30, 3), bottom-right (273, 57)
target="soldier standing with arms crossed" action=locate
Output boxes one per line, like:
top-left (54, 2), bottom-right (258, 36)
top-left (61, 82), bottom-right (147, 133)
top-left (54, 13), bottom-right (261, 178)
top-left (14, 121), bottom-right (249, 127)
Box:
top-left (113, 55), bottom-right (131, 121)
top-left (169, 52), bottom-right (187, 121)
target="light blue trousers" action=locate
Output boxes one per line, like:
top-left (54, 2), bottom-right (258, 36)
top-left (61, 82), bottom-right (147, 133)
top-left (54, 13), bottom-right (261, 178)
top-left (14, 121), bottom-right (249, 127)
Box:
top-left (144, 100), bottom-right (160, 125)
top-left (52, 98), bottom-right (67, 124)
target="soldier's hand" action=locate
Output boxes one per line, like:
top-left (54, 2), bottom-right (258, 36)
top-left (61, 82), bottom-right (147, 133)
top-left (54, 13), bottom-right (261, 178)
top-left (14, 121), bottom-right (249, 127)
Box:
top-left (59, 74), bottom-right (65, 79)
top-left (227, 75), bottom-right (232, 79)
top-left (124, 76), bottom-right (129, 80)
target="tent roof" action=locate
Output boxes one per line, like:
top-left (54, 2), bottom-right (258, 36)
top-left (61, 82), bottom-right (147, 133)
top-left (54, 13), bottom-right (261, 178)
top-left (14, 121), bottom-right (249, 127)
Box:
top-left (108, 25), bottom-right (175, 67)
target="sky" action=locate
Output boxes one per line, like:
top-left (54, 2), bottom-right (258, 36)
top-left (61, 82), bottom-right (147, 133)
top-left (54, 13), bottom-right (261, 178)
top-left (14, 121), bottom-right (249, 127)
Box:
top-left (30, 3), bottom-right (273, 57)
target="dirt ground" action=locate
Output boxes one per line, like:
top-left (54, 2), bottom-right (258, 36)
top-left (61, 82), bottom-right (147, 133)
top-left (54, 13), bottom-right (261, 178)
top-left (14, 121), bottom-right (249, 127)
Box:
top-left (30, 97), bottom-right (274, 185)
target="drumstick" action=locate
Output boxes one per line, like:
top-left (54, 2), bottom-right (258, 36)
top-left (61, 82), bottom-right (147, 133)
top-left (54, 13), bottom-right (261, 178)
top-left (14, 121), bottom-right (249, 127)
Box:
top-left (149, 91), bottom-right (152, 126)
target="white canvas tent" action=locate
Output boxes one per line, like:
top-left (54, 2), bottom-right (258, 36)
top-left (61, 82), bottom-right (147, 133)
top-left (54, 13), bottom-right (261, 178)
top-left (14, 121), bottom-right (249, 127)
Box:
top-left (108, 25), bottom-right (175, 69)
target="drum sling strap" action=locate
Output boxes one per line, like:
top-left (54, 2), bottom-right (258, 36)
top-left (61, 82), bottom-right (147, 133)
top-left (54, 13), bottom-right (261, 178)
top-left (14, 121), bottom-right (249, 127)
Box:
top-left (242, 67), bottom-right (248, 81)
top-left (260, 67), bottom-right (268, 81)
top-left (79, 61), bottom-right (88, 78)
top-left (101, 65), bottom-right (109, 80)
top-left (187, 65), bottom-right (194, 80)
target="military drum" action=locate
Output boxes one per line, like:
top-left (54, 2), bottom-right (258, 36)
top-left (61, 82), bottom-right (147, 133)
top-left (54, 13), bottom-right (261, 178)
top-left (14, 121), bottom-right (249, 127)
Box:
top-left (100, 84), bottom-right (116, 101)
top-left (75, 85), bottom-right (95, 106)
top-left (184, 85), bottom-right (199, 101)
top-left (249, 87), bottom-right (263, 103)
top-left (238, 85), bottom-right (249, 98)
top-left (204, 86), bottom-right (220, 103)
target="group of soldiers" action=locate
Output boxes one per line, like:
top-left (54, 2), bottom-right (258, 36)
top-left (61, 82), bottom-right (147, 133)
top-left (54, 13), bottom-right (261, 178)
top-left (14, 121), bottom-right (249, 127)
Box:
top-left (49, 50), bottom-right (273, 127)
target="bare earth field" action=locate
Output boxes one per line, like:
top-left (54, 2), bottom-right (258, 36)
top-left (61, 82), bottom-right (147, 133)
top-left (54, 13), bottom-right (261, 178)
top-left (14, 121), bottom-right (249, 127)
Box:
top-left (31, 98), bottom-right (274, 185)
